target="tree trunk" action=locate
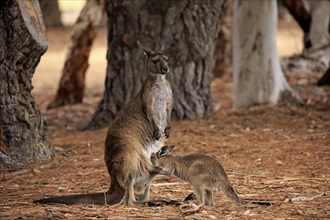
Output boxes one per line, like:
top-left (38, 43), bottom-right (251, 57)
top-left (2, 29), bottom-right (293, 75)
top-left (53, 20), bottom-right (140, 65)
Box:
top-left (39, 0), bottom-right (63, 28)
top-left (48, 0), bottom-right (105, 109)
top-left (213, 0), bottom-right (232, 78)
top-left (282, 0), bottom-right (312, 49)
top-left (307, 0), bottom-right (330, 49)
top-left (83, 0), bottom-right (226, 130)
top-left (0, 0), bottom-right (54, 170)
top-left (304, 0), bottom-right (330, 68)
top-left (233, 0), bottom-right (302, 108)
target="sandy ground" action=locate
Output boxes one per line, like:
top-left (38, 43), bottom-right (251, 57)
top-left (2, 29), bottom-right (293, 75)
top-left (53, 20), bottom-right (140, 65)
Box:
top-left (1, 16), bottom-right (329, 219)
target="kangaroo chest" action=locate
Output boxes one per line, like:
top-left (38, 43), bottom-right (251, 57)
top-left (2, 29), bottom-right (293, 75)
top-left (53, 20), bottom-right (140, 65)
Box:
top-left (152, 83), bottom-right (171, 132)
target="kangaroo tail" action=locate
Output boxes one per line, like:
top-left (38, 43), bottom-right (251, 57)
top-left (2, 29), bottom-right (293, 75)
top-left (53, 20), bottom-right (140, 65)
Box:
top-left (34, 187), bottom-right (125, 205)
top-left (34, 176), bottom-right (126, 205)
top-left (34, 192), bottom-right (108, 205)
top-left (222, 184), bottom-right (244, 205)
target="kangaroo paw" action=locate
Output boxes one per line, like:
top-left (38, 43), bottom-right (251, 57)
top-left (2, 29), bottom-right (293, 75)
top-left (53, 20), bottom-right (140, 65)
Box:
top-left (153, 129), bottom-right (161, 140)
top-left (164, 126), bottom-right (171, 138)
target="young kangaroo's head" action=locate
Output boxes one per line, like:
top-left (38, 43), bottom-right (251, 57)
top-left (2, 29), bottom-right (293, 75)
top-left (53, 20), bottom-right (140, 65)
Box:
top-left (151, 145), bottom-right (175, 175)
top-left (137, 41), bottom-right (169, 75)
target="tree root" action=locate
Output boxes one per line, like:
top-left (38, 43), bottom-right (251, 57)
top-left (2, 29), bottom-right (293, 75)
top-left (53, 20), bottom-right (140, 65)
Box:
top-left (0, 151), bottom-right (25, 171)
top-left (80, 109), bottom-right (114, 131)
top-left (278, 88), bottom-right (305, 107)
top-left (317, 67), bottom-right (330, 86)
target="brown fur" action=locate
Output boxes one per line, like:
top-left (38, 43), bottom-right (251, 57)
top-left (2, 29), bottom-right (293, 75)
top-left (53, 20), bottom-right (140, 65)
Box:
top-left (151, 146), bottom-right (243, 206)
top-left (34, 41), bottom-right (172, 206)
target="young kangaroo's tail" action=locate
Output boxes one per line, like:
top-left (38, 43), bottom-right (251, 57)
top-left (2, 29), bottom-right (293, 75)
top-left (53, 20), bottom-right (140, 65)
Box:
top-left (222, 184), bottom-right (244, 205)
top-left (34, 192), bottom-right (108, 205)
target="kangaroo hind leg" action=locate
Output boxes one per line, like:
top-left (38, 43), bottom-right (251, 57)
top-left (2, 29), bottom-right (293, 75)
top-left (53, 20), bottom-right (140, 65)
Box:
top-left (123, 175), bottom-right (136, 206)
top-left (195, 187), bottom-right (205, 205)
top-left (205, 189), bottom-right (214, 206)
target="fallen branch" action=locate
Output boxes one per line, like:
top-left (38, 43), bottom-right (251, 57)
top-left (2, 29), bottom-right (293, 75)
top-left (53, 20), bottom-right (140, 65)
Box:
top-left (4, 162), bottom-right (57, 177)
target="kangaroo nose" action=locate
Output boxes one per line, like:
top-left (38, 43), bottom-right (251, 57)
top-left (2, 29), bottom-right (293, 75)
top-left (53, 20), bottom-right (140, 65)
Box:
top-left (161, 66), bottom-right (169, 74)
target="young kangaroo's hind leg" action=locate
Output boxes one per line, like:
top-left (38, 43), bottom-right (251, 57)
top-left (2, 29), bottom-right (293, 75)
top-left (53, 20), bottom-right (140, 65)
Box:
top-left (195, 187), bottom-right (206, 205)
top-left (205, 190), bottom-right (214, 206)
top-left (138, 183), bottom-right (151, 201)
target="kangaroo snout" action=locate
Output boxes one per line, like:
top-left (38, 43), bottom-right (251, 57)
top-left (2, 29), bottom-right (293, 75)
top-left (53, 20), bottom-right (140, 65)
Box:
top-left (161, 66), bottom-right (169, 74)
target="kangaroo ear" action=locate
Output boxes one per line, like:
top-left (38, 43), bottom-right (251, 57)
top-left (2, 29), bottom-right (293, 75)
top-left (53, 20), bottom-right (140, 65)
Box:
top-left (158, 145), bottom-right (173, 157)
top-left (154, 40), bottom-right (165, 52)
top-left (137, 41), bottom-right (153, 57)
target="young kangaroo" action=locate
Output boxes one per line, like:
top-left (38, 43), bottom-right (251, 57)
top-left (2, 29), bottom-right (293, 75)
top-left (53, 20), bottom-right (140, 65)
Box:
top-left (151, 146), bottom-right (243, 206)
top-left (35, 41), bottom-right (173, 206)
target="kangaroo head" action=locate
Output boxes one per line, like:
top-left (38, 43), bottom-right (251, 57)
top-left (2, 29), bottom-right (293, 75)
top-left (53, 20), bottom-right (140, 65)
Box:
top-left (151, 145), bottom-right (175, 175)
top-left (137, 41), bottom-right (169, 75)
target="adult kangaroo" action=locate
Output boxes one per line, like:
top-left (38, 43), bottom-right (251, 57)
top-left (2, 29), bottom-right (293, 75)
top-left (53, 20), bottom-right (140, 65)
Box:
top-left (35, 41), bottom-right (173, 206)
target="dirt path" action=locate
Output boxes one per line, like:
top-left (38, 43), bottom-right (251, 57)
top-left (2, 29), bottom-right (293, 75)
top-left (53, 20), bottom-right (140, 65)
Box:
top-left (1, 19), bottom-right (329, 219)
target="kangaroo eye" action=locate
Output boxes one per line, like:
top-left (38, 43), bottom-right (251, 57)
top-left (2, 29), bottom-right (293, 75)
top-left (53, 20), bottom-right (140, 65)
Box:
top-left (152, 59), bottom-right (158, 64)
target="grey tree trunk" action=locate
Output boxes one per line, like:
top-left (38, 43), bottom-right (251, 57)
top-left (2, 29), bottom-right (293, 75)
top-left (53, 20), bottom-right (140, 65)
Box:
top-left (303, 0), bottom-right (330, 68)
top-left (84, 0), bottom-right (226, 130)
top-left (0, 0), bottom-right (54, 170)
top-left (48, 0), bottom-right (105, 109)
top-left (233, 0), bottom-right (302, 107)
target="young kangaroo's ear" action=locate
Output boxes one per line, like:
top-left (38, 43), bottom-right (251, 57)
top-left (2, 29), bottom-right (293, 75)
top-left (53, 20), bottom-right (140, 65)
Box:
top-left (137, 41), bottom-right (153, 57)
top-left (158, 145), bottom-right (174, 157)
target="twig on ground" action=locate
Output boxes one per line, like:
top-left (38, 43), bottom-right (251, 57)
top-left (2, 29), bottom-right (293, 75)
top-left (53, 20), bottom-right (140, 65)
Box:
top-left (179, 202), bottom-right (204, 216)
top-left (152, 182), bottom-right (187, 187)
top-left (291, 192), bottom-right (326, 202)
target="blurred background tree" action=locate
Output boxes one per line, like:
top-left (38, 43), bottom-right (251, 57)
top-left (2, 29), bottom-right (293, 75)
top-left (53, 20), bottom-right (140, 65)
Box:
top-left (47, 0), bottom-right (105, 109)
top-left (39, 0), bottom-right (63, 28)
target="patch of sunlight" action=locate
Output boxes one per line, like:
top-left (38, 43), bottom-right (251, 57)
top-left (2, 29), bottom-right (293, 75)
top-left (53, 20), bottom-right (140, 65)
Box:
top-left (58, 0), bottom-right (86, 11)
top-left (58, 0), bottom-right (86, 26)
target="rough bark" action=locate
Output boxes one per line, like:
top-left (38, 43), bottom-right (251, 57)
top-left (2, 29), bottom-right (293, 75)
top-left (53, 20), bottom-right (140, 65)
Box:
top-left (48, 0), bottom-right (105, 109)
top-left (83, 0), bottom-right (226, 130)
top-left (233, 0), bottom-right (302, 108)
top-left (0, 0), bottom-right (54, 170)
top-left (39, 0), bottom-right (63, 28)
top-left (213, 0), bottom-right (232, 78)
